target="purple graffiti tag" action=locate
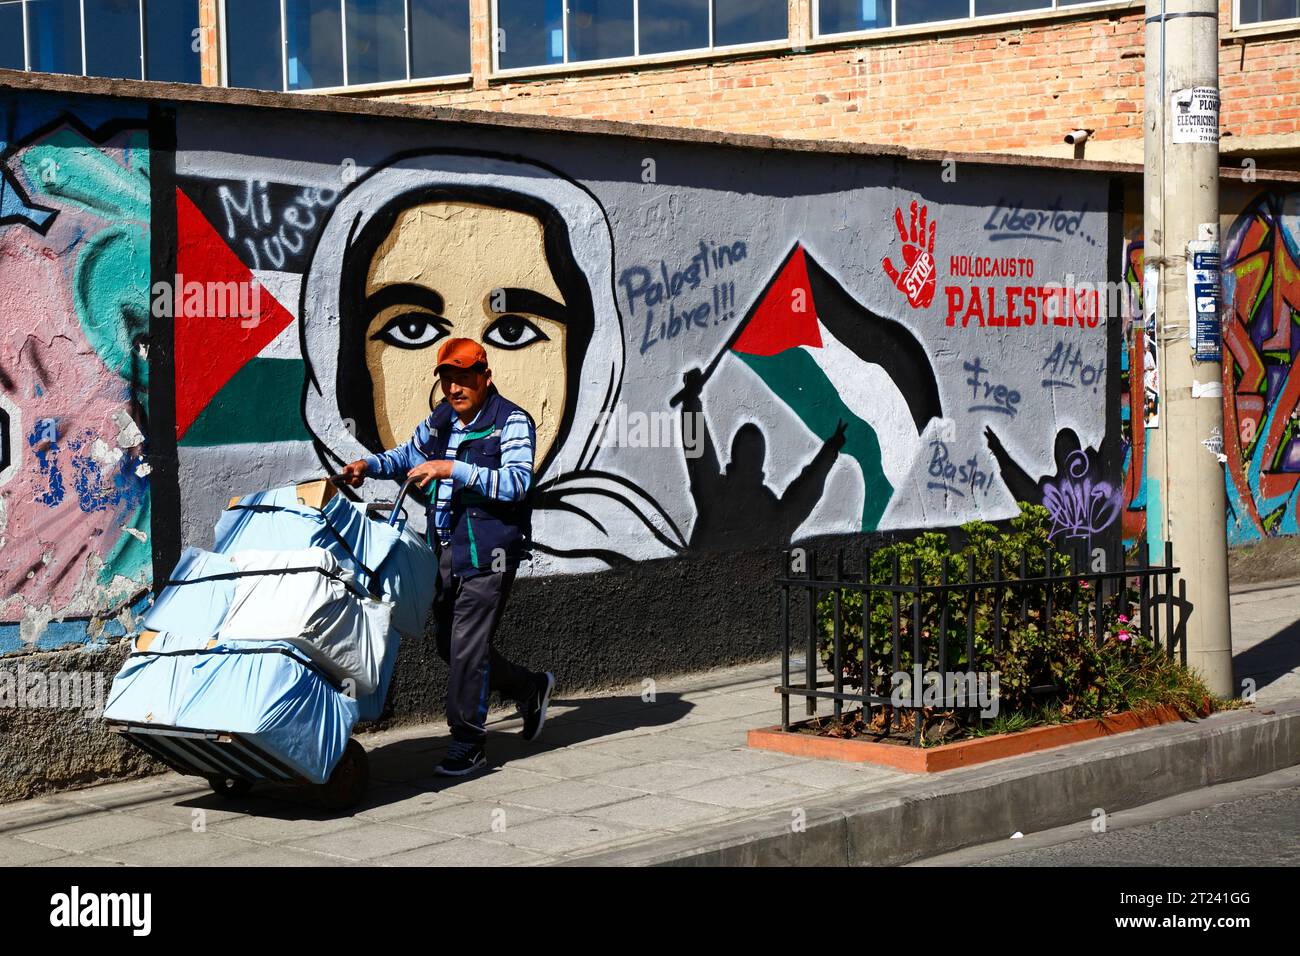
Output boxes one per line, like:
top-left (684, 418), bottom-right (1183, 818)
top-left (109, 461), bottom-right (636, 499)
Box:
top-left (1041, 449), bottom-right (1122, 547)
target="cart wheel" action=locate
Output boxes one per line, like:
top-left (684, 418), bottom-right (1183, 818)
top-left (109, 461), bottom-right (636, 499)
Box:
top-left (316, 739), bottom-right (369, 811)
top-left (208, 775), bottom-right (253, 799)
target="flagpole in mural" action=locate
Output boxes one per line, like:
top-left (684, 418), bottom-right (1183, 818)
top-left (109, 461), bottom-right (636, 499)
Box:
top-left (671, 241), bottom-right (943, 538)
top-left (1143, 0), bottom-right (1234, 697)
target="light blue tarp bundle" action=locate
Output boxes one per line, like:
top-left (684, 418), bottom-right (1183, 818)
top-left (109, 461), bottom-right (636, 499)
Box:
top-left (213, 486), bottom-right (437, 644)
top-left (105, 484), bottom-right (437, 782)
top-left (141, 549), bottom-right (237, 641)
top-left (103, 632), bottom-right (357, 784)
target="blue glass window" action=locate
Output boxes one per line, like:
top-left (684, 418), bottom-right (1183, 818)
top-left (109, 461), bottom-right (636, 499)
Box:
top-left (146, 0), bottom-right (202, 83)
top-left (27, 0), bottom-right (82, 75)
top-left (0, 2), bottom-right (25, 70)
top-left (410, 0), bottom-right (470, 77)
top-left (1237, 0), bottom-right (1300, 20)
top-left (346, 0), bottom-right (405, 85)
top-left (286, 0), bottom-right (343, 89)
top-left (639, 0), bottom-right (709, 55)
top-left (976, 0), bottom-right (1051, 13)
top-left (497, 0), bottom-right (563, 69)
top-left (714, 0), bottom-right (785, 46)
top-left (819, 0), bottom-right (889, 32)
top-left (225, 0), bottom-right (284, 90)
top-left (896, 0), bottom-right (969, 25)
top-left (85, 0), bottom-right (143, 79)
top-left (567, 0), bottom-right (633, 62)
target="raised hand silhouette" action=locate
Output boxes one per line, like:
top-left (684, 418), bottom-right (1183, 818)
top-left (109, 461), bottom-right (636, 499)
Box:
top-left (828, 418), bottom-right (848, 453)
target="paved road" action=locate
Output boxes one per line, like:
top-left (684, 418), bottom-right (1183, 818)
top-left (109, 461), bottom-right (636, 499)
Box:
top-left (911, 765), bottom-right (1300, 866)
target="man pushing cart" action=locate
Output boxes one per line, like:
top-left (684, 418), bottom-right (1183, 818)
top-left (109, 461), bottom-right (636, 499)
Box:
top-left (340, 337), bottom-right (555, 777)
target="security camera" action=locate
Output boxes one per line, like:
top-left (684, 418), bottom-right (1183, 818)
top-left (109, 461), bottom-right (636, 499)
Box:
top-left (1064, 129), bottom-right (1091, 145)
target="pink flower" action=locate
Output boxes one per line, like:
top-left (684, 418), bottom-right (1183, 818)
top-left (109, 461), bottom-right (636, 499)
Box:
top-left (1118, 614), bottom-right (1129, 623)
top-left (1117, 631), bottom-right (1131, 642)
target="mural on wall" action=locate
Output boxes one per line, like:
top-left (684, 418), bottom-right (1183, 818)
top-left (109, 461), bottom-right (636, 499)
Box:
top-left (0, 107), bottom-right (152, 653)
top-left (1120, 230), bottom-right (1151, 549)
top-left (1121, 188), bottom-right (1300, 549)
top-left (0, 90), bottom-right (1121, 649)
top-left (1222, 190), bottom-right (1300, 543)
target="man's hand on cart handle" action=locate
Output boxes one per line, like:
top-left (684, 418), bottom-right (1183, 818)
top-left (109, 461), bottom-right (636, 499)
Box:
top-left (339, 460), bottom-right (370, 487)
top-left (407, 459), bottom-right (453, 490)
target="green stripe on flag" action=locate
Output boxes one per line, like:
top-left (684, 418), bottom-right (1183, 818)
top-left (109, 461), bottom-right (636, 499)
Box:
top-left (179, 358), bottom-right (312, 446)
top-left (736, 348), bottom-right (892, 531)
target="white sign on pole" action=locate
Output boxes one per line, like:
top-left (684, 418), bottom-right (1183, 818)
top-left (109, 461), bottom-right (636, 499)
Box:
top-left (1172, 87), bottom-right (1220, 145)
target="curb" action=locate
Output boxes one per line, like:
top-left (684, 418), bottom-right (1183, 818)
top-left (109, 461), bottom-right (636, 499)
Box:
top-left (563, 699), bottom-right (1300, 866)
top-left (746, 705), bottom-right (1187, 772)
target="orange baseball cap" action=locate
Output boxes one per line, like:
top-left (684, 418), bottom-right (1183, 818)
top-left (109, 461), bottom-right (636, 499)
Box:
top-left (435, 337), bottom-right (488, 372)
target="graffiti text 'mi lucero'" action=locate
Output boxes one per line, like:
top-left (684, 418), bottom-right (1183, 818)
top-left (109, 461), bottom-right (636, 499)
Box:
top-left (218, 180), bottom-right (338, 271)
top-left (620, 239), bottom-right (747, 354)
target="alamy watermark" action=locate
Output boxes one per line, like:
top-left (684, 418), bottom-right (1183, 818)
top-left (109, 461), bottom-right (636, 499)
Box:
top-left (150, 274), bottom-right (262, 327)
top-left (889, 666), bottom-right (1000, 718)
top-left (597, 403), bottom-right (704, 458)
top-left (0, 666), bottom-right (106, 717)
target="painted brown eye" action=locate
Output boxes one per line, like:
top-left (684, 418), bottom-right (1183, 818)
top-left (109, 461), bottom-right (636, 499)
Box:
top-left (372, 313), bottom-right (449, 349)
top-left (484, 314), bottom-right (547, 350)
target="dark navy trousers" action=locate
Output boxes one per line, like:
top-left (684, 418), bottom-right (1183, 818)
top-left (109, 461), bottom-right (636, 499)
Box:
top-left (432, 545), bottom-right (534, 744)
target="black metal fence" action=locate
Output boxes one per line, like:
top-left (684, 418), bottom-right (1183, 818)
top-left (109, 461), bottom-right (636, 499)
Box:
top-left (775, 539), bottom-right (1188, 742)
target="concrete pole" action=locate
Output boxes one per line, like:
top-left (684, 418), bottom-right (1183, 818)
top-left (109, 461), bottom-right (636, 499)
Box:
top-left (1143, 0), bottom-right (1234, 697)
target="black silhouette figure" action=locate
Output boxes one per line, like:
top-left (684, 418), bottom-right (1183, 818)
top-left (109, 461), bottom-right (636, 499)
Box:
top-left (679, 367), bottom-right (846, 551)
top-left (985, 424), bottom-right (1088, 502)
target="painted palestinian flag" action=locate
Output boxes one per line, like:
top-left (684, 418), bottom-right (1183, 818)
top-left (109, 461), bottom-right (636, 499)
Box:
top-left (719, 244), bottom-right (942, 531)
top-left (172, 182), bottom-right (316, 448)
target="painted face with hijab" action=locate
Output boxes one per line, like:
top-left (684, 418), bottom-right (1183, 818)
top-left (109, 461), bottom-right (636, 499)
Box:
top-left (361, 201), bottom-right (569, 456)
top-left (301, 152), bottom-right (685, 571)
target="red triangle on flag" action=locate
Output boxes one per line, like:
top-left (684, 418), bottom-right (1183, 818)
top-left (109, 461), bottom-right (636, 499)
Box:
top-left (731, 244), bottom-right (822, 357)
top-left (173, 188), bottom-right (296, 439)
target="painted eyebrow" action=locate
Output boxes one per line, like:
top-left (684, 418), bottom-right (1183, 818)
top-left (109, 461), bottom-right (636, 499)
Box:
top-left (364, 283), bottom-right (446, 320)
top-left (491, 288), bottom-right (568, 325)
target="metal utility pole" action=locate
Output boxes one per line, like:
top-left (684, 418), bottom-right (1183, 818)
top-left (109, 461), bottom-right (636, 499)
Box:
top-left (1143, 0), bottom-right (1234, 697)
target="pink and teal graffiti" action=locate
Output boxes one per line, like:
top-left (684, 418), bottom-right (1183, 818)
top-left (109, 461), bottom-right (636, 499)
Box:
top-left (0, 116), bottom-right (151, 651)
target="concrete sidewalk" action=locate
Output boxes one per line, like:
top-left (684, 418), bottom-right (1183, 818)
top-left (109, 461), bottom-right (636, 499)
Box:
top-left (1, 581), bottom-right (1297, 867)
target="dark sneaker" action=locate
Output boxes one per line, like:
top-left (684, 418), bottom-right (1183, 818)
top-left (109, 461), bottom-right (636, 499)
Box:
top-left (520, 671), bottom-right (555, 742)
top-left (434, 740), bottom-right (487, 777)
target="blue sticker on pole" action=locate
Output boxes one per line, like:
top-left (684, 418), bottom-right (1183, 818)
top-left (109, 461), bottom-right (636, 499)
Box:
top-left (1187, 240), bottom-right (1221, 362)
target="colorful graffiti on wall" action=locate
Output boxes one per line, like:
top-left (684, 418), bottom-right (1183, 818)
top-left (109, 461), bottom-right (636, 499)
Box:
top-left (0, 107), bottom-right (152, 653)
top-left (1, 92), bottom-right (1121, 651)
top-left (1223, 190), bottom-right (1300, 543)
top-left (1121, 188), bottom-right (1300, 549)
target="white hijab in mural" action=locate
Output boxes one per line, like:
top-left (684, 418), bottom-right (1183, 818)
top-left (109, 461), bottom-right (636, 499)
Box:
top-left (299, 151), bottom-right (686, 573)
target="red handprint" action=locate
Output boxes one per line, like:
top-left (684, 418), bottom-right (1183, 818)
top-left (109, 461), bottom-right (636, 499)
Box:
top-left (882, 200), bottom-right (937, 309)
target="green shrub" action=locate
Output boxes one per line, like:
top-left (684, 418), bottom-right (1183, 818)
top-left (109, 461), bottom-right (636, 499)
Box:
top-left (809, 503), bottom-right (1214, 737)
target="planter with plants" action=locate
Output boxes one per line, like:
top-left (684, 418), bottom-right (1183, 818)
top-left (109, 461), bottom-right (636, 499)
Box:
top-left (748, 505), bottom-right (1233, 771)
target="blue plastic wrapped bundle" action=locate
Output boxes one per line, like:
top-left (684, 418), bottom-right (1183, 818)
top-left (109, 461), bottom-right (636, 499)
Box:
top-left (107, 483), bottom-right (434, 785)
top-left (215, 485), bottom-right (435, 642)
top-left (141, 548), bottom-right (238, 640)
top-left (103, 635), bottom-right (358, 784)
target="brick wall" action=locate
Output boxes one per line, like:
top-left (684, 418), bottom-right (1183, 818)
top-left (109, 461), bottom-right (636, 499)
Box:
top-left (343, 0), bottom-right (1299, 163)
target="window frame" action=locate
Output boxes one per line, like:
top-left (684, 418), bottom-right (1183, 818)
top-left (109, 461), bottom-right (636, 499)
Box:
top-left (219, 0), bottom-right (472, 94)
top-left (490, 0), bottom-right (790, 76)
top-left (9, 0), bottom-right (205, 82)
top-left (1232, 0), bottom-right (1300, 30)
top-left (812, 0), bottom-right (1124, 39)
